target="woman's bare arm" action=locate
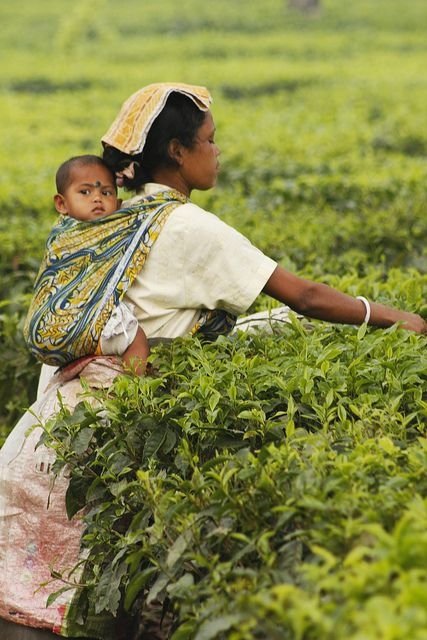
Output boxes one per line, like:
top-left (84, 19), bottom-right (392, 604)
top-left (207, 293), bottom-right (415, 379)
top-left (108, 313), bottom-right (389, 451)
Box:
top-left (263, 266), bottom-right (427, 334)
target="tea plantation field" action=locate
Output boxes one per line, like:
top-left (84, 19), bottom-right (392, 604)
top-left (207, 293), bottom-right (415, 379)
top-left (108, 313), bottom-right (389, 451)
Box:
top-left (1, 1), bottom-right (426, 637)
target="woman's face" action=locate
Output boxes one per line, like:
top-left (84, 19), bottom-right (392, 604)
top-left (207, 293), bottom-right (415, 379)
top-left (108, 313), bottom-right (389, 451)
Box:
top-left (179, 111), bottom-right (220, 194)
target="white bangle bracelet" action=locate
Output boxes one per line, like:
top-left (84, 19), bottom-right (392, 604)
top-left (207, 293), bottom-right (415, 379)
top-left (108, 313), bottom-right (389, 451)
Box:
top-left (356, 296), bottom-right (371, 324)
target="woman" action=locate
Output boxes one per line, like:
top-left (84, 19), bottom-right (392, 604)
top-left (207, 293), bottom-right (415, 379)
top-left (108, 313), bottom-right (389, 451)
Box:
top-left (1, 82), bottom-right (425, 640)
top-left (99, 82), bottom-right (426, 339)
top-left (35, 80), bottom-right (424, 402)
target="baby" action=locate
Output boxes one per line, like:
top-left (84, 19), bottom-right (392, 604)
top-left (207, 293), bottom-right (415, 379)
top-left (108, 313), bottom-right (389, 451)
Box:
top-left (24, 155), bottom-right (149, 375)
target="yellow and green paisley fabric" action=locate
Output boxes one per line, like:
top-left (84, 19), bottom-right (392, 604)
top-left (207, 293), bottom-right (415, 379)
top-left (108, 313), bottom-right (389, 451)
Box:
top-left (23, 190), bottom-right (187, 366)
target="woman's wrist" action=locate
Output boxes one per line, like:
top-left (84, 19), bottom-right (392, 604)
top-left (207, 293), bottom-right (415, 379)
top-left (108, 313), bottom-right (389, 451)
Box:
top-left (369, 301), bottom-right (427, 333)
top-left (356, 296), bottom-right (371, 324)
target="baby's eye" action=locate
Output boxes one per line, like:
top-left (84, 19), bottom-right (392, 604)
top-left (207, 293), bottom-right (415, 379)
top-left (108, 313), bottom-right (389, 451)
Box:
top-left (79, 189), bottom-right (90, 195)
top-left (103, 190), bottom-right (114, 196)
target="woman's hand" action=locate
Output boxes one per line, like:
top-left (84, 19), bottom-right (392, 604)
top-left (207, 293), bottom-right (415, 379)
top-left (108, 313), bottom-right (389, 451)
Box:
top-left (384, 309), bottom-right (426, 334)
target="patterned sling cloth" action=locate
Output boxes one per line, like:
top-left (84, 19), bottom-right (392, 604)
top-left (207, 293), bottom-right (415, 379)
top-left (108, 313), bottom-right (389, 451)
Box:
top-left (192, 308), bottom-right (237, 341)
top-left (24, 190), bottom-right (188, 366)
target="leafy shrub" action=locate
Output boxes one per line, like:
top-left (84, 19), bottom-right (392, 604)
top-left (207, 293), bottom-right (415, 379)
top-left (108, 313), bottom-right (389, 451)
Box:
top-left (41, 320), bottom-right (427, 638)
top-left (0, 294), bottom-right (39, 445)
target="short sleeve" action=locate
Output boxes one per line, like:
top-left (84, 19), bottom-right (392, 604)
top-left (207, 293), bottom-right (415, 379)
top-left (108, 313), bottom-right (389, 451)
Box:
top-left (180, 205), bottom-right (277, 314)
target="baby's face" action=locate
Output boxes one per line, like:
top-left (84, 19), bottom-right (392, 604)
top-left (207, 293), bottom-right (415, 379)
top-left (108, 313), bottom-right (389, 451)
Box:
top-left (57, 164), bottom-right (118, 221)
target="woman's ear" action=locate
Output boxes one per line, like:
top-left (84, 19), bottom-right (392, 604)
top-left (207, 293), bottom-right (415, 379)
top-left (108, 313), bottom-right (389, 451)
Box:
top-left (54, 194), bottom-right (68, 215)
top-left (167, 138), bottom-right (184, 165)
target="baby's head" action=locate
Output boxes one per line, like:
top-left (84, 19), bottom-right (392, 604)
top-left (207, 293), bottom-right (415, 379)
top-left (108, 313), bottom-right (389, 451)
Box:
top-left (54, 155), bottom-right (118, 221)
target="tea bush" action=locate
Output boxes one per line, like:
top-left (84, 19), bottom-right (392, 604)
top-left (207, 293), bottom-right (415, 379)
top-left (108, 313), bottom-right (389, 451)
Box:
top-left (42, 320), bottom-right (427, 638)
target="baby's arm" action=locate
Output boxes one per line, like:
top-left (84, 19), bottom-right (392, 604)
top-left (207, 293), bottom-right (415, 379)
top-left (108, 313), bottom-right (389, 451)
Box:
top-left (122, 326), bottom-right (150, 375)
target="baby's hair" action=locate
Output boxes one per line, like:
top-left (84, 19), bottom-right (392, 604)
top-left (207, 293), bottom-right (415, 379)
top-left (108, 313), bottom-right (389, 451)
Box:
top-left (55, 155), bottom-right (116, 194)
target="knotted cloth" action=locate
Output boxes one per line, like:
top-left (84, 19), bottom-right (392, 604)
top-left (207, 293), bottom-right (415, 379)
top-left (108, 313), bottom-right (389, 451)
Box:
top-left (101, 82), bottom-right (212, 155)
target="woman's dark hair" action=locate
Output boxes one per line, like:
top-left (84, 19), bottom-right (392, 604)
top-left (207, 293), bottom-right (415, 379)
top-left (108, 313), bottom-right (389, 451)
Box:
top-left (103, 92), bottom-right (207, 191)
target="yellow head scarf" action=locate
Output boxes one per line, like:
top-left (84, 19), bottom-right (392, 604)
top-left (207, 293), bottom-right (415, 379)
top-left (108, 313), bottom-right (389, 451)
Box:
top-left (101, 82), bottom-right (212, 156)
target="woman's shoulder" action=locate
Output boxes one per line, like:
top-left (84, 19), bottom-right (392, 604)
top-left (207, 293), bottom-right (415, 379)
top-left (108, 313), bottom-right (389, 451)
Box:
top-left (168, 201), bottom-right (236, 238)
top-left (123, 187), bottom-right (224, 229)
